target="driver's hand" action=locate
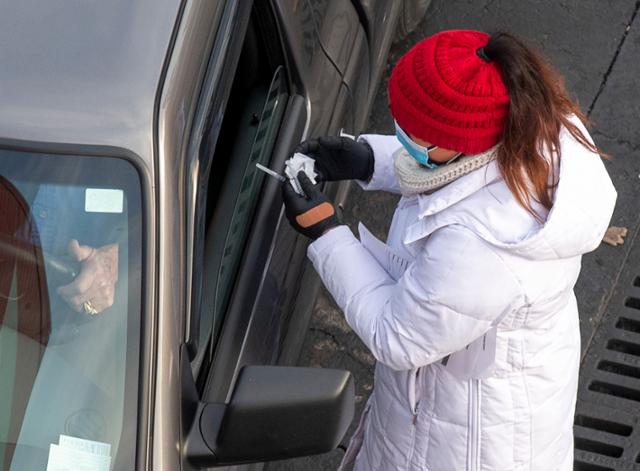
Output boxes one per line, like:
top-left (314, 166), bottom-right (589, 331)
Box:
top-left (57, 240), bottom-right (118, 314)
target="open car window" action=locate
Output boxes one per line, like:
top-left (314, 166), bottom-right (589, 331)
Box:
top-left (190, 4), bottom-right (289, 380)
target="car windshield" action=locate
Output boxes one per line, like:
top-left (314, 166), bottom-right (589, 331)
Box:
top-left (0, 149), bottom-right (143, 470)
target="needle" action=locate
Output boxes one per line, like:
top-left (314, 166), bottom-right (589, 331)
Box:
top-left (256, 163), bottom-right (286, 182)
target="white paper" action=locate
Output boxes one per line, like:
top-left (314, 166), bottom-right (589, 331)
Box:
top-left (46, 435), bottom-right (111, 471)
top-left (85, 188), bottom-right (124, 213)
top-left (358, 222), bottom-right (411, 282)
top-left (59, 435), bottom-right (111, 457)
top-left (444, 327), bottom-right (497, 379)
top-left (46, 444), bottom-right (111, 471)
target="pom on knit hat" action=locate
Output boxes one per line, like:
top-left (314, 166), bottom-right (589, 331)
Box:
top-left (388, 30), bottom-right (510, 155)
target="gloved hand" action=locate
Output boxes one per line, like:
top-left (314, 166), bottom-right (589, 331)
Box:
top-left (282, 171), bottom-right (340, 239)
top-left (295, 136), bottom-right (374, 182)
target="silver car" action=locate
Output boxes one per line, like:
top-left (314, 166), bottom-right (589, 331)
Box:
top-left (0, 0), bottom-right (429, 469)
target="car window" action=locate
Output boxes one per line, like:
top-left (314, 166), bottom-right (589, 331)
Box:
top-left (0, 151), bottom-right (143, 470)
top-left (197, 71), bottom-right (288, 367)
top-left (191, 8), bottom-right (289, 377)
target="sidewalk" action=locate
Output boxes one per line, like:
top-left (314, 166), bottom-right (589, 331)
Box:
top-left (267, 1), bottom-right (640, 469)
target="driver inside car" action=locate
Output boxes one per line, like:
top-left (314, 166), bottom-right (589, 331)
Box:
top-left (3, 178), bottom-right (129, 470)
top-left (29, 184), bottom-right (119, 317)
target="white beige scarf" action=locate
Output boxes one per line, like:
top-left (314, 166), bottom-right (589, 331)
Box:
top-left (393, 144), bottom-right (499, 195)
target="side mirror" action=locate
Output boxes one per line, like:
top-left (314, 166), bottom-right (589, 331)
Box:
top-left (185, 365), bottom-right (354, 467)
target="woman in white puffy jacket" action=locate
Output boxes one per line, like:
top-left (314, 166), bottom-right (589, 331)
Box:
top-left (281, 30), bottom-right (616, 471)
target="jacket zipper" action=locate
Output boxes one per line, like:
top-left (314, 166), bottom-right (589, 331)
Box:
top-left (468, 378), bottom-right (481, 471)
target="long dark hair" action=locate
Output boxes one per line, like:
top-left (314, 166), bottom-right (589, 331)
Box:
top-left (484, 32), bottom-right (606, 220)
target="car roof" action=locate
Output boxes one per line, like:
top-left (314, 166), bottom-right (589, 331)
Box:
top-left (0, 0), bottom-right (183, 164)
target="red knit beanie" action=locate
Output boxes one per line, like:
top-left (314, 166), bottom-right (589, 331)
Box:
top-left (388, 30), bottom-right (510, 155)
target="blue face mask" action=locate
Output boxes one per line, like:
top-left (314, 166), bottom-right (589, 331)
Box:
top-left (394, 121), bottom-right (461, 169)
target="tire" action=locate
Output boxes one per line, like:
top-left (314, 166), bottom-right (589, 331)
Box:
top-left (395, 0), bottom-right (432, 41)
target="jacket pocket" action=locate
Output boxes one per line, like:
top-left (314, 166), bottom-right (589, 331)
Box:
top-left (408, 367), bottom-right (423, 422)
top-left (405, 367), bottom-right (423, 468)
top-left (467, 378), bottom-right (482, 471)
top-left (337, 400), bottom-right (372, 471)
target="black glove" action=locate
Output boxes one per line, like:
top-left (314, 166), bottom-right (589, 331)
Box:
top-left (295, 136), bottom-right (374, 182)
top-left (281, 172), bottom-right (340, 240)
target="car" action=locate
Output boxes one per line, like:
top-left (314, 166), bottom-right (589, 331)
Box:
top-left (0, 0), bottom-right (430, 469)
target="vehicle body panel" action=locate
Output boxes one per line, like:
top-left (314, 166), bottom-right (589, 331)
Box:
top-left (0, 0), bottom-right (417, 468)
top-left (0, 0), bottom-right (181, 169)
top-left (308, 0), bottom-right (360, 75)
top-left (347, 1), bottom-right (401, 117)
top-left (155, 1), bottom-right (232, 469)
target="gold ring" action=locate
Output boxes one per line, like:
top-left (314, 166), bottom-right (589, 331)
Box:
top-left (82, 300), bottom-right (99, 316)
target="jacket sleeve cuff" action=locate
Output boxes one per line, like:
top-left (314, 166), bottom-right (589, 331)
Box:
top-left (307, 225), bottom-right (354, 260)
top-left (355, 134), bottom-right (403, 193)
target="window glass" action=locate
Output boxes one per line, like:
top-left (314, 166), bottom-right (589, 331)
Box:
top-left (195, 65), bottom-right (288, 371)
top-left (0, 150), bottom-right (143, 470)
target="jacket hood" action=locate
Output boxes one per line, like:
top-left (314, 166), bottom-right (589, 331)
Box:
top-left (404, 118), bottom-right (617, 260)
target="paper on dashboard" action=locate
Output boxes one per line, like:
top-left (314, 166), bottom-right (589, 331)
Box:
top-left (46, 435), bottom-right (111, 471)
top-left (58, 435), bottom-right (111, 458)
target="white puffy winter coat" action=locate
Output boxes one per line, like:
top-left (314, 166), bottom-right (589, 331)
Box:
top-left (307, 118), bottom-right (616, 471)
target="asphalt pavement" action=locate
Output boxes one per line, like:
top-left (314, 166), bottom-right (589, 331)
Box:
top-left (267, 1), bottom-right (640, 469)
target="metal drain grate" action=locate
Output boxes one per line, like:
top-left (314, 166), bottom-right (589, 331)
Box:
top-left (574, 244), bottom-right (640, 471)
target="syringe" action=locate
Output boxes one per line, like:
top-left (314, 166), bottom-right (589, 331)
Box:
top-left (255, 163), bottom-right (306, 197)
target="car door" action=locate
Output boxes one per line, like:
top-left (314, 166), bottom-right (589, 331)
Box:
top-left (151, 0), bottom-right (341, 467)
top-left (176, 1), bottom-right (370, 468)
top-left (183, 0), bottom-right (317, 395)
